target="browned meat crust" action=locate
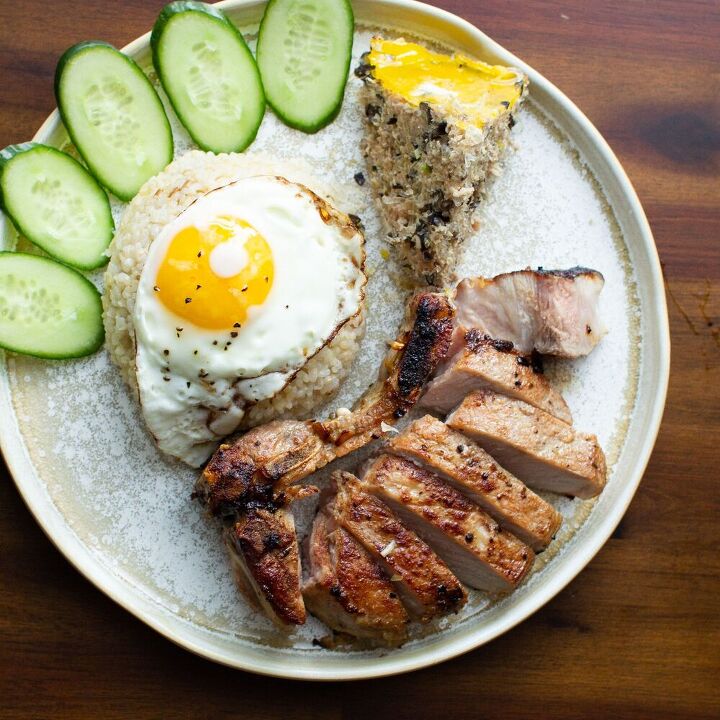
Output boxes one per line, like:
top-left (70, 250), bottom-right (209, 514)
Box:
top-left (303, 502), bottom-right (409, 646)
top-left (330, 471), bottom-right (467, 621)
top-left (199, 420), bottom-right (330, 519)
top-left (225, 507), bottom-right (306, 626)
top-left (315, 290), bottom-right (454, 449)
top-left (362, 454), bottom-right (534, 592)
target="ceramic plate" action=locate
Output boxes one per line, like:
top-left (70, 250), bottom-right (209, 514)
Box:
top-left (0, 0), bottom-right (669, 679)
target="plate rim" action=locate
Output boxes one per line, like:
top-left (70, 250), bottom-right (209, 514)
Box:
top-left (0, 0), bottom-right (670, 680)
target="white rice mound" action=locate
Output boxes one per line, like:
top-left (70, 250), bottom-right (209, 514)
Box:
top-left (103, 150), bottom-right (367, 427)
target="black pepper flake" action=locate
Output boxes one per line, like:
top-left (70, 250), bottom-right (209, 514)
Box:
top-left (193, 349), bottom-right (198, 355)
top-left (264, 276), bottom-right (269, 283)
top-left (198, 369), bottom-right (208, 378)
top-left (212, 340), bottom-right (218, 345)
top-left (197, 251), bottom-right (202, 258)
top-left (241, 286), bottom-right (248, 292)
top-left (285, 304), bottom-right (289, 309)
top-left (196, 284), bottom-right (202, 290)
top-left (465, 533), bottom-right (474, 543)
top-left (353, 171), bottom-right (365, 186)
top-left (330, 585), bottom-right (342, 598)
top-left (457, 445), bottom-right (465, 454)
top-left (387, 116), bottom-right (398, 125)
top-left (230, 331), bottom-right (238, 338)
top-left (586, 324), bottom-right (592, 334)
top-left (514, 380), bottom-right (522, 387)
top-left (163, 349), bottom-right (169, 356)
top-left (233, 322), bottom-right (241, 328)
top-left (153, 285), bottom-right (160, 292)
top-left (186, 381), bottom-right (191, 389)
top-left (163, 376), bottom-right (170, 382)
top-left (517, 355), bottom-right (531, 367)
top-left (500, 100), bottom-right (510, 108)
top-left (176, 327), bottom-right (183, 332)
top-left (185, 297), bottom-right (192, 303)
top-left (389, 592), bottom-right (397, 599)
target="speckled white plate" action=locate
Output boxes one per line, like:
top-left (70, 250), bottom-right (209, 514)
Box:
top-left (0, 0), bottom-right (669, 679)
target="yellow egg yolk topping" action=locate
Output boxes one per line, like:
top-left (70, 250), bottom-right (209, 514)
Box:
top-left (155, 215), bottom-right (274, 330)
top-left (367, 37), bottom-right (524, 130)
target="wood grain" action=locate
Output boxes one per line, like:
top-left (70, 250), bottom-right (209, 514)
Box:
top-left (1, 1), bottom-right (719, 718)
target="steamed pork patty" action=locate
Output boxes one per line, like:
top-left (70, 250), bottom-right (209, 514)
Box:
top-left (103, 151), bottom-right (366, 466)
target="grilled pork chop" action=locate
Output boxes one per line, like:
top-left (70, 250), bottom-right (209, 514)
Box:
top-left (422, 330), bottom-right (572, 422)
top-left (225, 506), bottom-right (306, 626)
top-left (453, 267), bottom-right (606, 358)
top-left (447, 390), bottom-right (606, 498)
top-left (387, 416), bottom-right (562, 551)
top-left (303, 500), bottom-right (409, 646)
top-left (331, 472), bottom-right (467, 621)
top-left (196, 291), bottom-right (454, 517)
top-left (196, 291), bottom-right (453, 627)
top-left (362, 455), bottom-right (534, 592)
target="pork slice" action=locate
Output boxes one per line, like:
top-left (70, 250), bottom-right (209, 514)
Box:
top-left (447, 390), bottom-right (606, 498)
top-left (198, 420), bottom-right (331, 518)
top-left (454, 267), bottom-right (606, 358)
top-left (225, 506), bottom-right (306, 626)
top-left (303, 502), bottom-right (409, 646)
top-left (387, 415), bottom-right (562, 551)
top-left (362, 454), bottom-right (534, 592)
top-left (422, 331), bottom-right (572, 422)
top-left (331, 472), bottom-right (466, 622)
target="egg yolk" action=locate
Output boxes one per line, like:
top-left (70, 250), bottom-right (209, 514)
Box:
top-left (155, 215), bottom-right (274, 330)
top-left (367, 38), bottom-right (524, 130)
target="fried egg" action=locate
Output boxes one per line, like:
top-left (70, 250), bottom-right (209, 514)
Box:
top-left (133, 175), bottom-right (366, 466)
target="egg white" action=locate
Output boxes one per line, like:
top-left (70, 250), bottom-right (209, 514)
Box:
top-left (133, 175), bottom-right (366, 466)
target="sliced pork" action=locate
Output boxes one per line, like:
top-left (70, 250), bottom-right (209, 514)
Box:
top-left (303, 501), bottom-right (409, 646)
top-left (387, 416), bottom-right (562, 550)
top-left (454, 267), bottom-right (606, 358)
top-left (422, 330), bottom-right (572, 422)
top-left (331, 471), bottom-right (466, 621)
top-left (225, 507), bottom-right (306, 626)
top-left (362, 454), bottom-right (534, 592)
top-left (447, 390), bottom-right (606, 499)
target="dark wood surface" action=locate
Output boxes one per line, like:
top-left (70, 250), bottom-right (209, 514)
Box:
top-left (1, 1), bottom-right (718, 717)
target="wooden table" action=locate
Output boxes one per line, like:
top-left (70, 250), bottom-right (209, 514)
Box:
top-left (1, 1), bottom-right (718, 717)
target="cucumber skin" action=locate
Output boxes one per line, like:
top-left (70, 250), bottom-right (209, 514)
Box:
top-left (0, 252), bottom-right (104, 359)
top-left (257, 0), bottom-right (354, 134)
top-left (54, 41), bottom-right (174, 202)
top-left (151, 1), bottom-right (266, 153)
top-left (151, 0), bottom-right (235, 54)
top-left (0, 142), bottom-right (114, 271)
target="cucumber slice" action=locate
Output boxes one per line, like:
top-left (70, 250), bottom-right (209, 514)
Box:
top-left (0, 143), bottom-right (114, 270)
top-left (0, 253), bottom-right (104, 359)
top-left (151, 1), bottom-right (265, 153)
top-left (55, 41), bottom-right (173, 201)
top-left (257, 0), bottom-right (354, 133)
